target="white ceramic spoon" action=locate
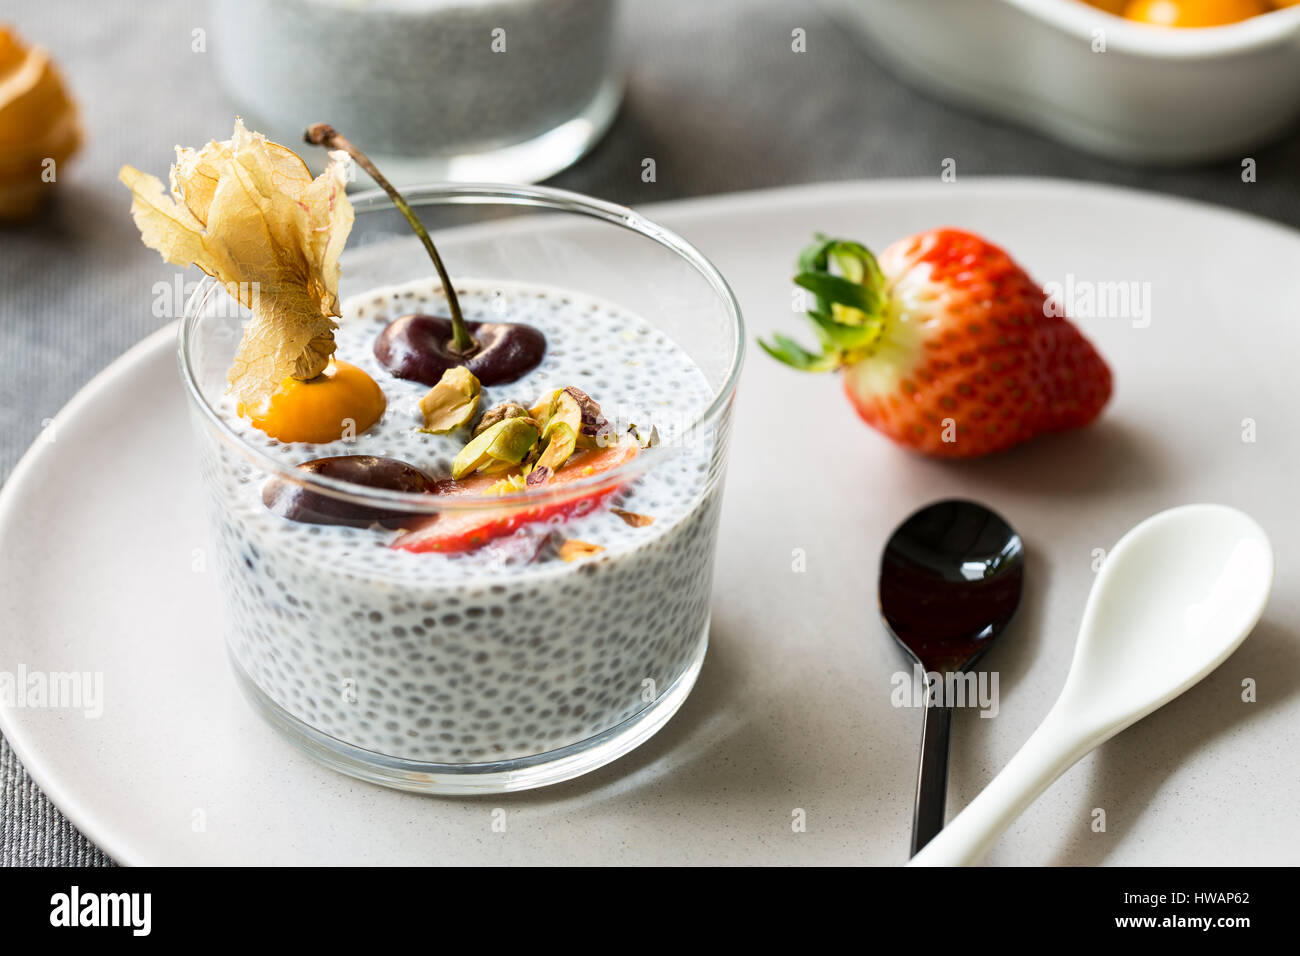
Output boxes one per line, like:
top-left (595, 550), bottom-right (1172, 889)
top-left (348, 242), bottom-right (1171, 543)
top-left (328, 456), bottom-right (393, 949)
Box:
top-left (909, 504), bottom-right (1273, 867)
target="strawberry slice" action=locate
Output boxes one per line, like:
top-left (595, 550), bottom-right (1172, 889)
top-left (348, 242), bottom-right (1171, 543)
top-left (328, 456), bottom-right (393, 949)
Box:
top-left (392, 440), bottom-right (637, 553)
top-left (761, 230), bottom-right (1112, 459)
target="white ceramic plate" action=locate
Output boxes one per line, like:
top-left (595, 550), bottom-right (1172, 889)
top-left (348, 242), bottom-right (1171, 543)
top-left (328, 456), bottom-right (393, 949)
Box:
top-left (2, 179), bottom-right (1298, 866)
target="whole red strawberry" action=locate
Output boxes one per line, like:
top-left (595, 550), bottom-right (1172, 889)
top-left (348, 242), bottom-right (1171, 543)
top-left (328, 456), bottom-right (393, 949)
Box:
top-left (761, 229), bottom-right (1112, 458)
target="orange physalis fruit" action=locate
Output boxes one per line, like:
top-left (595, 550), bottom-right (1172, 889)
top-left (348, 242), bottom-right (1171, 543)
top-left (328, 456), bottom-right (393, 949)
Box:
top-left (0, 26), bottom-right (82, 220)
top-left (244, 361), bottom-right (386, 444)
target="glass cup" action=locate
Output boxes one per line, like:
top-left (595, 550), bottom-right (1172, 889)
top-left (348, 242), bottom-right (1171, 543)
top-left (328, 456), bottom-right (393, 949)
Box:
top-left (179, 183), bottom-right (743, 793)
top-left (212, 0), bottom-right (622, 185)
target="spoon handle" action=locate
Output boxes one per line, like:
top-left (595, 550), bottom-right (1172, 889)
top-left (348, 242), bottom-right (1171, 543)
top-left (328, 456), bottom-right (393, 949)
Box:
top-left (910, 700), bottom-right (953, 856)
top-left (909, 706), bottom-right (1096, 866)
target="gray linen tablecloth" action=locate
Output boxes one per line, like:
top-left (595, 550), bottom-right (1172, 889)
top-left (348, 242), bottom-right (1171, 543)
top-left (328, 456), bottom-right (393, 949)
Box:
top-left (3, 0), bottom-right (1299, 866)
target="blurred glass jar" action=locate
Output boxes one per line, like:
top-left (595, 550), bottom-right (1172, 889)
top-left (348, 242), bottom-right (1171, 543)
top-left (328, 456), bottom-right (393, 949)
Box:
top-left (212, 0), bottom-right (621, 184)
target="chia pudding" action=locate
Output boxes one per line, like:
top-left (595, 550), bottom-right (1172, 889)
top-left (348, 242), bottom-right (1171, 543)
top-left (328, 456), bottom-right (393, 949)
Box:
top-left (195, 278), bottom-right (724, 765)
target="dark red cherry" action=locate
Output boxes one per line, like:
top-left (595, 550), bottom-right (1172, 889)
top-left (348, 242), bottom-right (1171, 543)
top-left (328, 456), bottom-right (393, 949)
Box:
top-left (263, 455), bottom-right (436, 528)
top-left (374, 314), bottom-right (546, 387)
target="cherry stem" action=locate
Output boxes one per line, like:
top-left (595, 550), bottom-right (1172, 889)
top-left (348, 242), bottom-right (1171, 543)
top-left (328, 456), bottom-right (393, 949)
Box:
top-left (304, 123), bottom-right (475, 355)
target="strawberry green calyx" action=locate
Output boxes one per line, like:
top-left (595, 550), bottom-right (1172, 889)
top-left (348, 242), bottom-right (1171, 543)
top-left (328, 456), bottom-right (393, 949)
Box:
top-left (760, 235), bottom-right (889, 372)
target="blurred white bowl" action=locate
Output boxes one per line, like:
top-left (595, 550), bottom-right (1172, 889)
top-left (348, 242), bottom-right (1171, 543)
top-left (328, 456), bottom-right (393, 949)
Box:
top-left (832, 0), bottom-right (1300, 164)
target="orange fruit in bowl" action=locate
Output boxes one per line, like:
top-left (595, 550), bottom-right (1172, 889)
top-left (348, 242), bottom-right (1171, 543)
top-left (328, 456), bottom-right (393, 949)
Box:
top-left (1122, 0), bottom-right (1270, 26)
top-left (1086, 0), bottom-right (1131, 13)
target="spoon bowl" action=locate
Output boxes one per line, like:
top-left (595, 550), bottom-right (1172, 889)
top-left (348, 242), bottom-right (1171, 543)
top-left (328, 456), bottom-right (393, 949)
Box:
top-left (880, 499), bottom-right (1025, 674)
top-left (910, 503), bottom-right (1273, 866)
top-left (879, 499), bottom-right (1025, 855)
top-left (1060, 504), bottom-right (1274, 732)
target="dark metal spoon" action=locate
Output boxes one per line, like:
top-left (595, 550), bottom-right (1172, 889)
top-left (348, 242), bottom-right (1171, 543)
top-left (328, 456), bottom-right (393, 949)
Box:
top-left (879, 499), bottom-right (1025, 857)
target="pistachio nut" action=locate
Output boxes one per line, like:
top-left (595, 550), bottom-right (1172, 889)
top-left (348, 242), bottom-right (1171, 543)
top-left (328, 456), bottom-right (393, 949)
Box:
top-left (611, 507), bottom-right (655, 527)
top-left (473, 400), bottom-right (529, 437)
top-left (534, 421), bottom-right (577, 474)
top-left (485, 472), bottom-right (530, 496)
top-left (451, 416), bottom-right (540, 479)
top-left (628, 422), bottom-right (661, 449)
top-left (558, 538), bottom-right (604, 562)
top-left (564, 386), bottom-right (615, 447)
top-left (418, 366), bottom-right (481, 433)
top-left (544, 390), bottom-right (583, 438)
top-left (528, 389), bottom-right (561, 423)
